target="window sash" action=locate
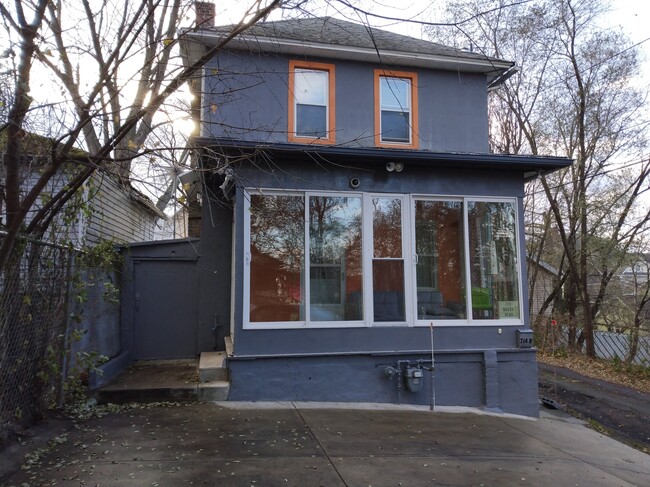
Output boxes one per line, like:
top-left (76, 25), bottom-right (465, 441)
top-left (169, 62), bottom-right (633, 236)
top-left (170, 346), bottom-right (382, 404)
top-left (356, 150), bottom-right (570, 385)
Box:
top-left (296, 104), bottom-right (327, 137)
top-left (308, 195), bottom-right (363, 322)
top-left (414, 199), bottom-right (465, 320)
top-left (380, 77), bottom-right (410, 112)
top-left (289, 63), bottom-right (334, 143)
top-left (295, 69), bottom-right (328, 105)
top-left (466, 200), bottom-right (520, 320)
top-left (380, 77), bottom-right (411, 144)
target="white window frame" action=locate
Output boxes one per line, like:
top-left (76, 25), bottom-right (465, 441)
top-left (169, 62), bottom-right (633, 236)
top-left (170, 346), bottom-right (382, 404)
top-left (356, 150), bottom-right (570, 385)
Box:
top-left (410, 196), bottom-right (466, 326)
top-left (305, 191), bottom-right (365, 327)
top-left (363, 193), bottom-right (413, 327)
top-left (462, 196), bottom-right (524, 327)
top-left (243, 189), bottom-right (523, 330)
top-left (288, 60), bottom-right (335, 145)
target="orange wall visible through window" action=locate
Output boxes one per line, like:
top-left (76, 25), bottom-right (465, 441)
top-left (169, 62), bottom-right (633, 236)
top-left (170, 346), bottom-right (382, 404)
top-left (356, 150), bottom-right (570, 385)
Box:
top-left (288, 60), bottom-right (336, 145)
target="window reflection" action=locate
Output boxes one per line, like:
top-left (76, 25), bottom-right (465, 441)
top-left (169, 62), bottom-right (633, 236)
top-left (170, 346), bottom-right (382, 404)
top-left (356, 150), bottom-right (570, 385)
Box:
top-left (249, 194), bottom-right (305, 322)
top-left (468, 201), bottom-right (520, 319)
top-left (415, 201), bottom-right (465, 319)
top-left (309, 196), bottom-right (362, 321)
top-left (373, 198), bottom-right (402, 258)
top-left (380, 77), bottom-right (411, 143)
top-left (372, 197), bottom-right (405, 322)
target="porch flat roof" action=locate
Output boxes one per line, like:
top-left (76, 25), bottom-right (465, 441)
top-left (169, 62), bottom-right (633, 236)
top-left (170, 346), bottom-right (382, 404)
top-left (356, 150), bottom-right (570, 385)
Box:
top-left (194, 137), bottom-right (572, 182)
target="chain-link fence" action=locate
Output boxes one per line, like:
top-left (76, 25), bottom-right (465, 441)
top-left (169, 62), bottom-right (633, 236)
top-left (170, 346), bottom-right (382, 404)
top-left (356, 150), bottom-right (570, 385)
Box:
top-left (0, 236), bottom-right (74, 444)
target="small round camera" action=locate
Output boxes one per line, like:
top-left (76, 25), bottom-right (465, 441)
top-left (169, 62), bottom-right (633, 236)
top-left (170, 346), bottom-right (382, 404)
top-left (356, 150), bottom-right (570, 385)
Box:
top-left (349, 177), bottom-right (360, 188)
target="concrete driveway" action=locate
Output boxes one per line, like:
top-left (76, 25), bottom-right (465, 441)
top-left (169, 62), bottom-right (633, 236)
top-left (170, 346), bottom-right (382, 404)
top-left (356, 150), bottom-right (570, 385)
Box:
top-left (3, 402), bottom-right (649, 487)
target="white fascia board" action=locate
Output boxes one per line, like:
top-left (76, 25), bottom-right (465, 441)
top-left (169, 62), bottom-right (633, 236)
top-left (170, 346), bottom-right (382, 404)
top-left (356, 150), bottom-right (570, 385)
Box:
top-left (184, 30), bottom-right (513, 77)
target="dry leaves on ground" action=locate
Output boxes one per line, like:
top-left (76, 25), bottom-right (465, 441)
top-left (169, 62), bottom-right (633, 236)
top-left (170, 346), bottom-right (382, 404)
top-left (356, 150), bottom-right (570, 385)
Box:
top-left (538, 352), bottom-right (650, 393)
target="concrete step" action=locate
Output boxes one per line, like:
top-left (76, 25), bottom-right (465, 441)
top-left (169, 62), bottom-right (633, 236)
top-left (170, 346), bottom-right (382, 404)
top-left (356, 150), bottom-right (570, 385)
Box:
top-left (199, 351), bottom-right (228, 382)
top-left (198, 380), bottom-right (230, 402)
top-left (224, 336), bottom-right (234, 357)
top-left (95, 359), bottom-right (200, 405)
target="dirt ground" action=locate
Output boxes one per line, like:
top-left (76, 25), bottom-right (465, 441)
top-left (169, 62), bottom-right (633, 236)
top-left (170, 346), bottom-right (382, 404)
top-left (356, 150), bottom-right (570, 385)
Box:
top-left (538, 363), bottom-right (650, 453)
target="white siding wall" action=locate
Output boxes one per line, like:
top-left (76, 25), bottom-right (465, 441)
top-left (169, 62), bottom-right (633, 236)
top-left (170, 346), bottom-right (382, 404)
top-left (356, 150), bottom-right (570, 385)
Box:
top-left (84, 172), bottom-right (159, 245)
top-left (529, 267), bottom-right (556, 318)
top-left (5, 167), bottom-right (160, 246)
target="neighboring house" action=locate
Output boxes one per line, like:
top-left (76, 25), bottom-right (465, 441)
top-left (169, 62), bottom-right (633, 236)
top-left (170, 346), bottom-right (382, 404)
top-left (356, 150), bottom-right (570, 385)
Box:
top-left (616, 255), bottom-right (650, 329)
top-left (527, 258), bottom-right (559, 319)
top-left (619, 255), bottom-right (650, 296)
top-left (80, 170), bottom-right (166, 245)
top-left (1, 132), bottom-right (166, 378)
top-left (154, 206), bottom-right (189, 240)
top-left (0, 132), bottom-right (165, 246)
top-left (125, 8), bottom-right (571, 416)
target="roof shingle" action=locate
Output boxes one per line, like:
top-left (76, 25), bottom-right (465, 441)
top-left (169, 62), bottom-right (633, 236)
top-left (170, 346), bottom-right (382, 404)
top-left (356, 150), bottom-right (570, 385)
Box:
top-left (209, 16), bottom-right (505, 65)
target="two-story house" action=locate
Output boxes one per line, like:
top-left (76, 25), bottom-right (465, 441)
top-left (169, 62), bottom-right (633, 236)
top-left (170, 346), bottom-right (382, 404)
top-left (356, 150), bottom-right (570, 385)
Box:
top-left (169, 9), bottom-right (571, 416)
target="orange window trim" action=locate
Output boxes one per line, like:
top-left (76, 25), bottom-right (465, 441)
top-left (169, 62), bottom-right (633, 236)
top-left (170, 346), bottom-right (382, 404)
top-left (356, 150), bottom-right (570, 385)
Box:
top-left (288, 60), bottom-right (336, 145)
top-left (374, 69), bottom-right (419, 149)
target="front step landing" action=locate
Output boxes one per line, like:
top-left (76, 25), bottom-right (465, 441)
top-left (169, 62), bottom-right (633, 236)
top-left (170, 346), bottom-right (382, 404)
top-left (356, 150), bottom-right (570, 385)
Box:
top-left (95, 355), bottom-right (230, 404)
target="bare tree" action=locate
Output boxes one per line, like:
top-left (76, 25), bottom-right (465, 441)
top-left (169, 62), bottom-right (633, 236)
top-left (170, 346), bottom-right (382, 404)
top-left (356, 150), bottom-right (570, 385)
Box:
top-left (432, 0), bottom-right (650, 356)
top-left (0, 0), bottom-right (283, 271)
top-left (0, 0), bottom-right (289, 443)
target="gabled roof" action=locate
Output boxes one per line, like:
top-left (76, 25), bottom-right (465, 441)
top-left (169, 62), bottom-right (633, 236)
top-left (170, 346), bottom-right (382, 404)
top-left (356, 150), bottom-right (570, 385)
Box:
top-left (182, 16), bottom-right (515, 86)
top-left (528, 258), bottom-right (560, 276)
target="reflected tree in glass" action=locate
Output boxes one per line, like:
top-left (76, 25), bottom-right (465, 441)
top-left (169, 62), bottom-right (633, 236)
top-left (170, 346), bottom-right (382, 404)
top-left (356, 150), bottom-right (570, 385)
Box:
top-left (249, 194), bottom-right (305, 322)
top-left (415, 200), bottom-right (465, 319)
top-left (309, 196), bottom-right (363, 321)
top-left (372, 198), bottom-right (405, 321)
top-left (468, 201), bottom-right (520, 319)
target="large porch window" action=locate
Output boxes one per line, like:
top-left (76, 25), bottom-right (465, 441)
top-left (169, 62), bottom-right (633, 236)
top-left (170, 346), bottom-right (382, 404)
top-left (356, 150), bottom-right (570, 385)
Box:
top-left (468, 201), bottom-right (520, 320)
top-left (309, 196), bottom-right (363, 322)
top-left (244, 190), bottom-right (522, 328)
top-left (372, 197), bottom-right (406, 323)
top-left (414, 200), bottom-right (465, 320)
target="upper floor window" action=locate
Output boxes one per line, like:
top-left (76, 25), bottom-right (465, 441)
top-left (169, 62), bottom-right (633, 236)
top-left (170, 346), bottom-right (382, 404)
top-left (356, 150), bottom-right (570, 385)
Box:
top-left (375, 70), bottom-right (418, 149)
top-left (288, 61), bottom-right (335, 144)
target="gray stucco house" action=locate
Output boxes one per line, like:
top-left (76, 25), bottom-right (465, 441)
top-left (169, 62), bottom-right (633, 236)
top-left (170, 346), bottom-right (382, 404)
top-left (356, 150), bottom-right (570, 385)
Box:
top-left (169, 13), bottom-right (571, 416)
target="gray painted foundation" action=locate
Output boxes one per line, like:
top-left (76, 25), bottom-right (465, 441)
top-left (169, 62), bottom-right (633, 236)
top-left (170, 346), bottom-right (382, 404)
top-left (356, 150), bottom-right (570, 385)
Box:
top-left (228, 350), bottom-right (539, 417)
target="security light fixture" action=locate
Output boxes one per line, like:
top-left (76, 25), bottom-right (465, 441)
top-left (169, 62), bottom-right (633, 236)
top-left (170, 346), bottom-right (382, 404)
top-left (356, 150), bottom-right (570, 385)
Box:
top-left (386, 161), bottom-right (404, 172)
